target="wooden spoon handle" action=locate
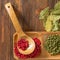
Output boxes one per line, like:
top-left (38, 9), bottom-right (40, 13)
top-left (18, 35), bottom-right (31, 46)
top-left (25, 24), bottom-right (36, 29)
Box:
top-left (5, 3), bottom-right (23, 33)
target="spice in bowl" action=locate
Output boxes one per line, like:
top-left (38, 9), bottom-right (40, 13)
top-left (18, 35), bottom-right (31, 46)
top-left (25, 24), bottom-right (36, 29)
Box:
top-left (17, 39), bottom-right (29, 51)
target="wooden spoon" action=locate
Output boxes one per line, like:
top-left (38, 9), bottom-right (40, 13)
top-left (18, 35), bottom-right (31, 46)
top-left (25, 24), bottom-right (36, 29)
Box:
top-left (5, 3), bottom-right (35, 55)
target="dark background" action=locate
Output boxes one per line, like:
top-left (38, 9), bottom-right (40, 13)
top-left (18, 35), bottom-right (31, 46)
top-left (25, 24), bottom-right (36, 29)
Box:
top-left (0, 0), bottom-right (59, 60)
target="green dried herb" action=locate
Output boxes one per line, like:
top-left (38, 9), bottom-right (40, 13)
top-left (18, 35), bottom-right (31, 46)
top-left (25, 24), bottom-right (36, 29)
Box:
top-left (51, 9), bottom-right (60, 15)
top-left (39, 7), bottom-right (49, 20)
top-left (54, 1), bottom-right (60, 10)
top-left (39, 1), bottom-right (60, 31)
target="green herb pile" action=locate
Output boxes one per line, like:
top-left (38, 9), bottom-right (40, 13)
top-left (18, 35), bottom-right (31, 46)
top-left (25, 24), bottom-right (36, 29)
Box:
top-left (39, 1), bottom-right (60, 32)
top-left (44, 34), bottom-right (60, 55)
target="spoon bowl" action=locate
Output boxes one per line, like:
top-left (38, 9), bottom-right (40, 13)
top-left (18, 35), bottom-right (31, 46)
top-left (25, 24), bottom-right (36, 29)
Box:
top-left (13, 32), bottom-right (35, 55)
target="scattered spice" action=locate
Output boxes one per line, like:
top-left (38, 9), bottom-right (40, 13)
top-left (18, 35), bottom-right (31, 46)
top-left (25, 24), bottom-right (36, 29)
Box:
top-left (14, 38), bottom-right (41, 58)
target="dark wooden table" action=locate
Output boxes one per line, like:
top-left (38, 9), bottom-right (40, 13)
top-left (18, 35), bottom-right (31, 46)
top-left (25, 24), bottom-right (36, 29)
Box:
top-left (0, 0), bottom-right (58, 60)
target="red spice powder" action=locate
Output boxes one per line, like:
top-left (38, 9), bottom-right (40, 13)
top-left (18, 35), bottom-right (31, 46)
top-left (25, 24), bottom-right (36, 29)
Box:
top-left (14, 38), bottom-right (41, 58)
top-left (17, 39), bottom-right (29, 50)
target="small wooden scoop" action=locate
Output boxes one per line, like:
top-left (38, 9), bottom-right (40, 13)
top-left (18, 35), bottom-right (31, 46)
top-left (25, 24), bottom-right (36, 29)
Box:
top-left (5, 3), bottom-right (35, 55)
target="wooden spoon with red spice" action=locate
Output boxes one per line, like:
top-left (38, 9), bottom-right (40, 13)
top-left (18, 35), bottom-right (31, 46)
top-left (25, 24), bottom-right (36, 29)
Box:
top-left (5, 3), bottom-right (35, 55)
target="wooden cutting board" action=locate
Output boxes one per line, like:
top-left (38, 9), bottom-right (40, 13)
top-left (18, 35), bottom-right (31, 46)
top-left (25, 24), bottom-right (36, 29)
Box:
top-left (0, 0), bottom-right (59, 60)
top-left (13, 32), bottom-right (60, 60)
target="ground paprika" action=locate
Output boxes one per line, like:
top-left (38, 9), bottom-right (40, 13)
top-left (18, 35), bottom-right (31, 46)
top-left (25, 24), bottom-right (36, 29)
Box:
top-left (14, 38), bottom-right (41, 58)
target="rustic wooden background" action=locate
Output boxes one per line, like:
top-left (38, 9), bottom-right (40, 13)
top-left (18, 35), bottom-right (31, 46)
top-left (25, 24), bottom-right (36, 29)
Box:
top-left (0, 0), bottom-right (59, 60)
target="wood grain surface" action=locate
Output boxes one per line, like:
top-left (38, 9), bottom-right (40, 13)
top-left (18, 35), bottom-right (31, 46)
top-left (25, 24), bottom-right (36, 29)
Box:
top-left (0, 0), bottom-right (58, 60)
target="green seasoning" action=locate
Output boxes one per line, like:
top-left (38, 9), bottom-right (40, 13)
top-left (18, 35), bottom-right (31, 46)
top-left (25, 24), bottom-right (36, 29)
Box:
top-left (39, 1), bottom-right (60, 32)
top-left (44, 34), bottom-right (60, 55)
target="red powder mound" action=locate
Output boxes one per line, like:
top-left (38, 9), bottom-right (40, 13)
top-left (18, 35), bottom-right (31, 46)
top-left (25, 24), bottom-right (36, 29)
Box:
top-left (14, 38), bottom-right (41, 58)
top-left (17, 39), bottom-right (29, 50)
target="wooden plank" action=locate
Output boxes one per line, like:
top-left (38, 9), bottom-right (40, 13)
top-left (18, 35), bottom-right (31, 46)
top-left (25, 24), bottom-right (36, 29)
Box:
top-left (0, 11), bottom-right (2, 60)
top-left (0, 0), bottom-right (11, 60)
top-left (21, 0), bottom-right (48, 31)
